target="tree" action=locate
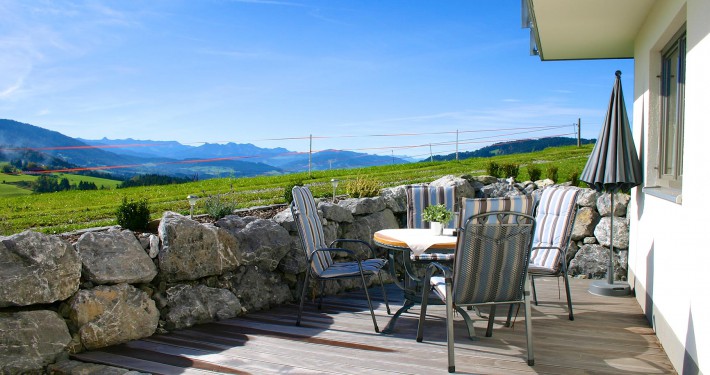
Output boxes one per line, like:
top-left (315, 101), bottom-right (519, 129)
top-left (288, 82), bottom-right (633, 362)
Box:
top-left (59, 178), bottom-right (71, 191)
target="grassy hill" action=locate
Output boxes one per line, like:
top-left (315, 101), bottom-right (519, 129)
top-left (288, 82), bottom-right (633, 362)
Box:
top-left (0, 145), bottom-right (593, 236)
top-left (0, 172), bottom-right (122, 198)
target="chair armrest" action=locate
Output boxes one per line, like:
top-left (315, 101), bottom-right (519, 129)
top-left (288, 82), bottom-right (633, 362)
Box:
top-left (329, 238), bottom-right (377, 259)
top-left (309, 247), bottom-right (355, 262)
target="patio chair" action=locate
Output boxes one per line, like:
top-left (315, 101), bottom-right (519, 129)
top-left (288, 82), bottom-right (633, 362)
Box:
top-left (416, 211), bottom-right (536, 372)
top-left (405, 185), bottom-right (456, 229)
top-left (290, 185), bottom-right (390, 332)
top-left (527, 185), bottom-right (580, 321)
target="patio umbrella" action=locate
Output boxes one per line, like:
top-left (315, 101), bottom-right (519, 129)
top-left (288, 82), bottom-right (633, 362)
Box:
top-left (580, 70), bottom-right (642, 297)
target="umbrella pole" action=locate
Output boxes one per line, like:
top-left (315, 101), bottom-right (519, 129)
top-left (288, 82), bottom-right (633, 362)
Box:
top-left (589, 192), bottom-right (631, 297)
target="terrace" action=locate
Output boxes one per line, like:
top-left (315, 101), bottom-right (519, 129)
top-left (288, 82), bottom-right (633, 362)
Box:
top-left (71, 278), bottom-right (675, 374)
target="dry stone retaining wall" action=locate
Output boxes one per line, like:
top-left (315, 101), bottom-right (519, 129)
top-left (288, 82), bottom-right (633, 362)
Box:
top-left (0, 175), bottom-right (630, 373)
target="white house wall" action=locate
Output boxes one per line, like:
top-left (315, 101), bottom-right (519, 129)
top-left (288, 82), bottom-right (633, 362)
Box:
top-left (630, 0), bottom-right (708, 373)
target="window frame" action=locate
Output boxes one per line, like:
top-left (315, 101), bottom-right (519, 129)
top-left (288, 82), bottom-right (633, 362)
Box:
top-left (657, 28), bottom-right (686, 190)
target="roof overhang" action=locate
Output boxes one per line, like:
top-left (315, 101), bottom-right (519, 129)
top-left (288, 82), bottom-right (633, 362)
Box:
top-left (524, 0), bottom-right (657, 61)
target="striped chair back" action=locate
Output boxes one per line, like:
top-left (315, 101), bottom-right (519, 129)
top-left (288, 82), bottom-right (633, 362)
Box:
top-left (291, 186), bottom-right (333, 276)
top-left (459, 195), bottom-right (536, 227)
top-left (406, 185), bottom-right (456, 229)
top-left (530, 186), bottom-right (580, 273)
top-left (452, 211), bottom-right (535, 305)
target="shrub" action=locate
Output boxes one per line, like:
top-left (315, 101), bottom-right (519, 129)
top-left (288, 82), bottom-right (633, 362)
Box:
top-left (569, 170), bottom-right (580, 186)
top-left (204, 193), bottom-right (237, 220)
top-left (546, 165), bottom-right (559, 183)
top-left (115, 197), bottom-right (150, 230)
top-left (527, 166), bottom-right (542, 181)
top-left (345, 176), bottom-right (381, 198)
top-left (283, 181), bottom-right (303, 204)
top-left (501, 163), bottom-right (520, 179)
top-left (486, 161), bottom-right (500, 177)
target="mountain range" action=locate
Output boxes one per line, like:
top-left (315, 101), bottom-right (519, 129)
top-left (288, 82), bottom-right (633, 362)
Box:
top-left (0, 119), bottom-right (407, 179)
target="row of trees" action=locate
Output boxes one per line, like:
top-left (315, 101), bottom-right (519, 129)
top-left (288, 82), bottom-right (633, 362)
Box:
top-left (33, 175), bottom-right (99, 193)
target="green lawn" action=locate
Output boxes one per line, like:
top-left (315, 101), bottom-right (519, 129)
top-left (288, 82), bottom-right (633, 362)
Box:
top-left (0, 145), bottom-right (594, 235)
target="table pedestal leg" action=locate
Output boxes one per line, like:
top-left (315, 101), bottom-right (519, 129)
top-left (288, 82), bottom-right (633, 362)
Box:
top-left (382, 299), bottom-right (415, 334)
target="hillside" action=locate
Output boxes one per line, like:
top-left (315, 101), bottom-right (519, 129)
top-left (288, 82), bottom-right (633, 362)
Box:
top-left (431, 137), bottom-right (595, 161)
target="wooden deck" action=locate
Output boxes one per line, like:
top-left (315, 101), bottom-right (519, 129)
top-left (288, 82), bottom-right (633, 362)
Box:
top-left (72, 278), bottom-right (676, 374)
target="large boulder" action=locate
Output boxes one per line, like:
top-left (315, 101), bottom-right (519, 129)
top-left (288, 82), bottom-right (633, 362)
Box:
top-left (569, 244), bottom-right (627, 280)
top-left (0, 310), bottom-right (71, 373)
top-left (571, 207), bottom-right (600, 241)
top-left (481, 182), bottom-right (524, 198)
top-left (380, 185), bottom-right (407, 213)
top-left (158, 212), bottom-right (241, 282)
top-left (0, 231), bottom-right (81, 307)
top-left (69, 283), bottom-right (159, 350)
top-left (339, 197), bottom-right (386, 215)
top-left (220, 267), bottom-right (292, 312)
top-left (273, 207), bottom-right (297, 233)
top-left (216, 216), bottom-right (291, 271)
top-left (341, 209), bottom-right (399, 257)
top-left (163, 284), bottom-right (242, 330)
top-left (597, 192), bottom-right (630, 217)
top-left (594, 217), bottom-right (630, 249)
top-left (577, 188), bottom-right (599, 208)
top-left (75, 229), bottom-right (157, 285)
top-left (277, 235), bottom-right (308, 276)
top-left (469, 175), bottom-right (498, 185)
top-left (318, 202), bottom-right (354, 224)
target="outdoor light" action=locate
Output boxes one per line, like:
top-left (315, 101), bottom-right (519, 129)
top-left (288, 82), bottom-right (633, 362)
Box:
top-left (187, 195), bottom-right (199, 219)
top-left (330, 179), bottom-right (339, 203)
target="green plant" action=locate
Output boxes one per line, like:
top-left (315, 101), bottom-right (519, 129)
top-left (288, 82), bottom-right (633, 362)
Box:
top-left (115, 197), bottom-right (150, 230)
top-left (422, 204), bottom-right (453, 224)
top-left (546, 165), bottom-right (559, 183)
top-left (204, 192), bottom-right (237, 220)
top-left (283, 181), bottom-right (303, 204)
top-left (345, 176), bottom-right (381, 198)
top-left (569, 170), bottom-right (580, 186)
top-left (527, 166), bottom-right (542, 181)
top-left (487, 161), bottom-right (500, 177)
top-left (501, 163), bottom-right (520, 179)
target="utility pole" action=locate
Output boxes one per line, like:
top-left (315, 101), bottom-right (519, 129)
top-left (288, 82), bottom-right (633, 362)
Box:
top-left (456, 129), bottom-right (459, 161)
top-left (429, 144), bottom-right (433, 163)
top-left (577, 118), bottom-right (581, 147)
top-left (391, 150), bottom-right (394, 165)
top-left (308, 134), bottom-right (312, 178)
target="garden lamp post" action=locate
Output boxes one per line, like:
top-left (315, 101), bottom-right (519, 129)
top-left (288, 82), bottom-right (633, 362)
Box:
top-left (330, 179), bottom-right (339, 203)
top-left (187, 195), bottom-right (199, 219)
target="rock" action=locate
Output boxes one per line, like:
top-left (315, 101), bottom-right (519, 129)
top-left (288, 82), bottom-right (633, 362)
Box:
top-left (470, 175), bottom-right (498, 185)
top-left (535, 179), bottom-right (555, 188)
top-left (566, 241), bottom-right (580, 264)
top-left (217, 217), bottom-right (291, 271)
top-left (338, 197), bottom-right (386, 215)
top-left (273, 207), bottom-right (297, 233)
top-left (158, 212), bottom-right (240, 282)
top-left (278, 235), bottom-right (309, 275)
top-left (577, 188), bottom-right (599, 208)
top-left (163, 284), bottom-right (242, 330)
top-left (594, 216), bottom-right (630, 249)
top-left (380, 185), bottom-right (407, 213)
top-left (148, 235), bottom-right (160, 258)
top-left (596, 192), bottom-right (630, 217)
top-left (69, 283), bottom-right (159, 350)
top-left (568, 244), bottom-right (608, 278)
top-left (571, 207), bottom-right (600, 241)
top-left (583, 237), bottom-right (598, 244)
top-left (318, 201), bottom-right (354, 223)
top-left (0, 310), bottom-right (71, 373)
top-left (0, 231), bottom-right (81, 307)
top-left (220, 267), bottom-right (292, 312)
top-left (75, 230), bottom-right (157, 285)
top-left (341, 209), bottom-right (398, 257)
top-left (430, 175), bottom-right (477, 202)
top-left (481, 182), bottom-right (523, 198)
top-left (523, 182), bottom-right (537, 195)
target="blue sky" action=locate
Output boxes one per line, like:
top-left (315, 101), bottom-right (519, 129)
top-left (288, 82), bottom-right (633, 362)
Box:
top-left (0, 0), bottom-right (633, 157)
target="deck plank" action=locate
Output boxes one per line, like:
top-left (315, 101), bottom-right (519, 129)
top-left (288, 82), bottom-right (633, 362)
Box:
top-left (71, 278), bottom-right (676, 374)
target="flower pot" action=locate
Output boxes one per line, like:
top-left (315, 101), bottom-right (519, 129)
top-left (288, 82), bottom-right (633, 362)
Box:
top-left (430, 222), bottom-right (444, 236)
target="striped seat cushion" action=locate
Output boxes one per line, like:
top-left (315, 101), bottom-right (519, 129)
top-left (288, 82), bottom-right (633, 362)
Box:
top-left (406, 185), bottom-right (456, 229)
top-left (320, 259), bottom-right (387, 278)
top-left (459, 195), bottom-right (535, 227)
top-left (410, 252), bottom-right (455, 262)
top-left (529, 186), bottom-right (580, 274)
top-left (291, 186), bottom-right (333, 275)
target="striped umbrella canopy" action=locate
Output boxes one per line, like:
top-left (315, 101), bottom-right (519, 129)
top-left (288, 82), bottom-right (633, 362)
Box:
top-left (580, 71), bottom-right (642, 193)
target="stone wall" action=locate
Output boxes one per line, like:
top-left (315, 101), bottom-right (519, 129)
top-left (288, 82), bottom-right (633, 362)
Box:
top-left (0, 175), bottom-right (630, 373)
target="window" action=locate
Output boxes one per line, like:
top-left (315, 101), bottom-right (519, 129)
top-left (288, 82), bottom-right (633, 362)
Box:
top-left (658, 29), bottom-right (686, 189)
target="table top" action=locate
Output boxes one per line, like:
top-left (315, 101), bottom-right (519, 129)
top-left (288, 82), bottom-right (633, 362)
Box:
top-left (373, 228), bottom-right (457, 255)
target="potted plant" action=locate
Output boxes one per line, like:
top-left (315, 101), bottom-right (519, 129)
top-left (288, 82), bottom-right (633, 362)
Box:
top-left (422, 204), bottom-right (453, 235)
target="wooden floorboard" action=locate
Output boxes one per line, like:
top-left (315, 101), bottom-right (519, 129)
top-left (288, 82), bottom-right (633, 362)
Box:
top-left (71, 278), bottom-right (677, 374)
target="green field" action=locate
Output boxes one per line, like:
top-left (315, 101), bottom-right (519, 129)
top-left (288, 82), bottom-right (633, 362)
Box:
top-left (0, 173), bottom-right (122, 196)
top-left (0, 145), bottom-right (593, 236)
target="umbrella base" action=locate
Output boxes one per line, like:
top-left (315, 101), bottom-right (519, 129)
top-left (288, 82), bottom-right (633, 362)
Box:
top-left (588, 280), bottom-right (631, 297)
